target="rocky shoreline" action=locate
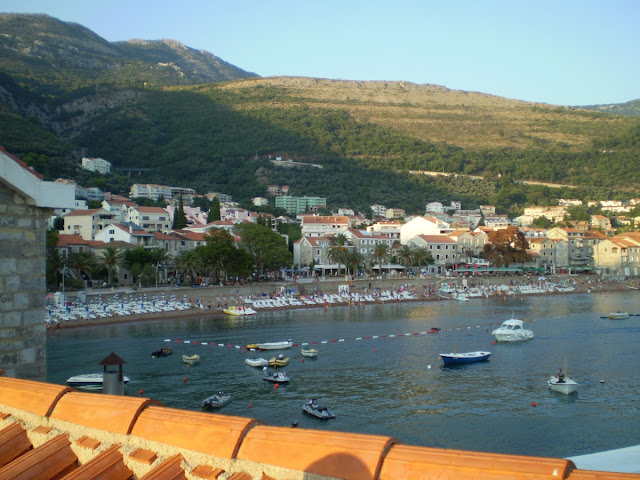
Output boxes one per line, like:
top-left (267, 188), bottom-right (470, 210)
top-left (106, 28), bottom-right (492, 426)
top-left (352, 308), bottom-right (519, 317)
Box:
top-left (48, 274), bottom-right (637, 330)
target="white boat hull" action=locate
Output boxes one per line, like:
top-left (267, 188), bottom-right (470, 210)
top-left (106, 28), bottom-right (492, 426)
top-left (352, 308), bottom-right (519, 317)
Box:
top-left (66, 373), bottom-right (130, 388)
top-left (257, 341), bottom-right (293, 350)
top-left (492, 319), bottom-right (534, 342)
top-left (548, 376), bottom-right (578, 394)
top-left (245, 358), bottom-right (269, 367)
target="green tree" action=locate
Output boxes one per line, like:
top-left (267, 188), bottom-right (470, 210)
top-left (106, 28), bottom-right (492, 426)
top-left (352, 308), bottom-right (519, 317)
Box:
top-left (99, 247), bottom-right (124, 286)
top-left (208, 196), bottom-right (221, 222)
top-left (234, 223), bottom-right (292, 274)
top-left (67, 251), bottom-right (95, 286)
top-left (173, 194), bottom-right (188, 229)
top-left (373, 243), bottom-right (389, 274)
top-left (531, 216), bottom-right (553, 228)
top-left (396, 245), bottom-right (413, 273)
top-left (327, 233), bottom-right (351, 275)
top-left (411, 246), bottom-right (434, 272)
top-left (173, 250), bottom-right (199, 284)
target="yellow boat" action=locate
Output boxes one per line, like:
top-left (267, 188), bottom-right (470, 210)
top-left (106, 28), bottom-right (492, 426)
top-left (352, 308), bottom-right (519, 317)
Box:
top-left (268, 355), bottom-right (291, 367)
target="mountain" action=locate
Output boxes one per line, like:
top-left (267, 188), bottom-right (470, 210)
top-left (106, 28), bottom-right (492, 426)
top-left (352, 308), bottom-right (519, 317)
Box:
top-left (581, 99), bottom-right (640, 118)
top-left (0, 13), bottom-right (257, 96)
top-left (1, 13), bottom-right (639, 216)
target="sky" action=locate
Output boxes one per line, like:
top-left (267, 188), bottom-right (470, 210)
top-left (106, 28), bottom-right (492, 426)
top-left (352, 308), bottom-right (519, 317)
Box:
top-left (1, 0), bottom-right (639, 106)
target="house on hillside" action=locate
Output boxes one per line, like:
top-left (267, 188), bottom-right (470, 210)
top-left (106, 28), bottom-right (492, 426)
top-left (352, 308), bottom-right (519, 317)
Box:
top-left (125, 206), bottom-right (171, 232)
top-left (593, 237), bottom-right (640, 276)
top-left (94, 223), bottom-right (154, 248)
top-left (400, 216), bottom-right (452, 245)
top-left (407, 234), bottom-right (458, 273)
top-left (62, 208), bottom-right (118, 240)
top-left (301, 215), bottom-right (350, 237)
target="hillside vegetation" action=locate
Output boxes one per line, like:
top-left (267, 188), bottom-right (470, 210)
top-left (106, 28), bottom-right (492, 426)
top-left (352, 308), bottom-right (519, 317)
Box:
top-left (1, 13), bottom-right (639, 217)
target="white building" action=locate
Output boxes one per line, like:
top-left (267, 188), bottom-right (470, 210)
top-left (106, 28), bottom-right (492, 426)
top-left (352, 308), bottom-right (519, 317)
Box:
top-left (253, 197), bottom-right (269, 207)
top-left (81, 157), bottom-right (111, 174)
top-left (400, 216), bottom-right (452, 245)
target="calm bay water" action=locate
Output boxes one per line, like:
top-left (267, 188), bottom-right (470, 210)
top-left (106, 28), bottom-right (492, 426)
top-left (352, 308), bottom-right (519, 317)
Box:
top-left (47, 291), bottom-right (640, 459)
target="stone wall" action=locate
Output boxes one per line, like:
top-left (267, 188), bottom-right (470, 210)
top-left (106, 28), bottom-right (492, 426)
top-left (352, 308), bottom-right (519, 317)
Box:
top-left (0, 181), bottom-right (49, 380)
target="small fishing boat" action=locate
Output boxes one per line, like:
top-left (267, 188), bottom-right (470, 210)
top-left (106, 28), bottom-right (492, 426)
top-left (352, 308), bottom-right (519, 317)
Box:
top-left (151, 347), bottom-right (172, 357)
top-left (245, 357), bottom-right (269, 367)
top-left (439, 348), bottom-right (491, 366)
top-left (262, 369), bottom-right (290, 383)
top-left (492, 318), bottom-right (534, 342)
top-left (301, 347), bottom-right (318, 357)
top-left (269, 354), bottom-right (291, 367)
top-left (302, 399), bottom-right (335, 419)
top-left (608, 311), bottom-right (629, 320)
top-left (548, 360), bottom-right (578, 394)
top-left (202, 391), bottom-right (232, 408)
top-left (66, 373), bottom-right (130, 388)
top-left (246, 344), bottom-right (259, 350)
top-left (223, 305), bottom-right (257, 316)
top-left (182, 354), bottom-right (200, 365)
top-left (256, 340), bottom-right (293, 350)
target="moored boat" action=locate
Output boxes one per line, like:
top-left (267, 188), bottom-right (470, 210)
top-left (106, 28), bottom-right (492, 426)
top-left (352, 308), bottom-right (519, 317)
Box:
top-left (268, 354), bottom-right (291, 367)
top-left (223, 305), bottom-right (257, 316)
top-left (608, 311), bottom-right (629, 320)
top-left (151, 347), bottom-right (172, 357)
top-left (66, 373), bottom-right (130, 388)
top-left (262, 369), bottom-right (290, 383)
top-left (439, 351), bottom-right (491, 365)
top-left (492, 318), bottom-right (534, 342)
top-left (257, 340), bottom-right (293, 350)
top-left (301, 348), bottom-right (318, 357)
top-left (302, 399), bottom-right (335, 419)
top-left (182, 354), bottom-right (200, 365)
top-left (202, 391), bottom-right (232, 408)
top-left (245, 357), bottom-right (269, 367)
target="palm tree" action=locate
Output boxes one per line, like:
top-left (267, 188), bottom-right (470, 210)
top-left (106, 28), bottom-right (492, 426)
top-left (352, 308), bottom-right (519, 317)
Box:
top-left (173, 250), bottom-right (199, 284)
top-left (148, 247), bottom-right (170, 286)
top-left (327, 234), bottom-right (351, 275)
top-left (397, 245), bottom-right (414, 275)
top-left (99, 247), bottom-right (123, 286)
top-left (412, 246), bottom-right (433, 274)
top-left (67, 251), bottom-right (95, 285)
top-left (373, 243), bottom-right (389, 276)
top-left (345, 251), bottom-right (364, 277)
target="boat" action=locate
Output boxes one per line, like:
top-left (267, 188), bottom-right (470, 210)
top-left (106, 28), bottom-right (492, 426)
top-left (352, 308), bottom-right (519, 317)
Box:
top-left (245, 357), bottom-right (269, 367)
top-left (246, 344), bottom-right (259, 350)
top-left (301, 348), bottom-right (318, 357)
top-left (66, 373), bottom-right (130, 388)
top-left (548, 374), bottom-right (578, 394)
top-left (268, 354), bottom-right (291, 367)
top-left (439, 350), bottom-right (491, 365)
top-left (182, 354), bottom-right (200, 365)
top-left (262, 370), bottom-right (290, 383)
top-left (202, 391), bottom-right (232, 408)
top-left (223, 305), bottom-right (256, 316)
top-left (151, 347), bottom-right (172, 357)
top-left (452, 293), bottom-right (470, 301)
top-left (548, 361), bottom-right (578, 394)
top-left (427, 327), bottom-right (441, 334)
top-left (302, 399), bottom-right (336, 419)
top-left (608, 311), bottom-right (629, 320)
top-left (256, 340), bottom-right (293, 350)
top-left (492, 318), bottom-right (534, 342)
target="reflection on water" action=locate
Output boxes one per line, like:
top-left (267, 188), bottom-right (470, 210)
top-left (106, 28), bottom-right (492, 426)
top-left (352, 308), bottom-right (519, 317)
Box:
top-left (47, 291), bottom-right (640, 458)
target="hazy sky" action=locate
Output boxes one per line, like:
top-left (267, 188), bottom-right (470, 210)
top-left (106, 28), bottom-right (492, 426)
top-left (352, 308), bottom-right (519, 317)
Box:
top-left (2, 0), bottom-right (638, 106)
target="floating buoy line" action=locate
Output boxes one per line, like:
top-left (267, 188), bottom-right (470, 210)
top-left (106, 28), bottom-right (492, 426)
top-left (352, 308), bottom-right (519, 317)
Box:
top-left (162, 320), bottom-right (515, 351)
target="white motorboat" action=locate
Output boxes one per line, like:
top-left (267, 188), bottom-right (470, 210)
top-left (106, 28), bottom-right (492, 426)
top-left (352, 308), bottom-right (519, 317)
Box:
top-left (245, 357), bottom-right (269, 367)
top-left (256, 340), bottom-right (293, 350)
top-left (548, 375), bottom-right (578, 394)
top-left (301, 348), bottom-right (318, 357)
top-left (202, 391), bottom-right (232, 408)
top-left (262, 369), bottom-right (290, 383)
top-left (492, 318), bottom-right (534, 342)
top-left (66, 373), bottom-right (130, 388)
top-left (608, 311), bottom-right (629, 320)
top-left (182, 354), bottom-right (200, 365)
top-left (302, 399), bottom-right (335, 419)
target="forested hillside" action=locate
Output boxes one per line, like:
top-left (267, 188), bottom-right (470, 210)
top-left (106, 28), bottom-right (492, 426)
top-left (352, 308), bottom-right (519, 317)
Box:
top-left (1, 13), bottom-right (639, 217)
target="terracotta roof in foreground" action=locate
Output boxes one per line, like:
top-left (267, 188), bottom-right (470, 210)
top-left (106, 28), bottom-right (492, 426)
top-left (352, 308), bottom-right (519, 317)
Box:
top-left (0, 377), bottom-right (637, 479)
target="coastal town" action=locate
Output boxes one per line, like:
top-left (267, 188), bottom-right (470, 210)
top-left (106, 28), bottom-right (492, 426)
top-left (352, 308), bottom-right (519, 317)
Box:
top-left (52, 157), bottom-right (640, 293)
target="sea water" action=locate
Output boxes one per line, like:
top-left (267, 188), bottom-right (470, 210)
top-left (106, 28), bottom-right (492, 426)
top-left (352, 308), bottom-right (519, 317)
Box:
top-left (47, 291), bottom-right (640, 458)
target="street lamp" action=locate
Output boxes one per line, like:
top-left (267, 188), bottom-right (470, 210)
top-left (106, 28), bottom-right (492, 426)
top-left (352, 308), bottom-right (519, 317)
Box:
top-left (62, 265), bottom-right (67, 294)
top-left (156, 262), bottom-right (160, 288)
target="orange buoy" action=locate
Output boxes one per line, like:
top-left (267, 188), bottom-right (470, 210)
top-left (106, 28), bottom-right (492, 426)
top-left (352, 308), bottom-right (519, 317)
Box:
top-left (372, 348), bottom-right (376, 352)
top-left (301, 358), bottom-right (304, 362)
top-left (274, 383), bottom-right (279, 389)
top-left (183, 377), bottom-right (187, 383)
top-left (531, 402), bottom-right (537, 407)
top-left (249, 403), bottom-right (252, 408)
top-left (138, 389), bottom-right (144, 395)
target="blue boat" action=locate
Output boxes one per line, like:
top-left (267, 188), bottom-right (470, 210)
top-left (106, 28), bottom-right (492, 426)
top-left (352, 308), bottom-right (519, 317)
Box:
top-left (439, 350), bottom-right (491, 365)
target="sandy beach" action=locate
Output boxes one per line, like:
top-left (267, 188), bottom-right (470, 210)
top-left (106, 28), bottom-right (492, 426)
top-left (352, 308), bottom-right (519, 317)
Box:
top-left (48, 274), bottom-right (637, 330)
